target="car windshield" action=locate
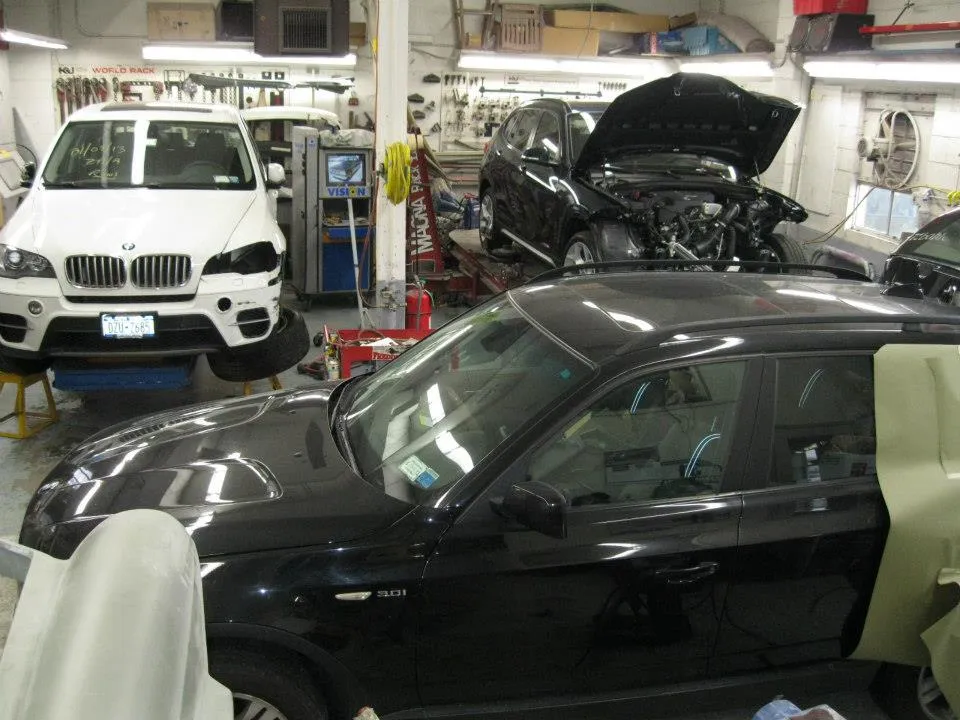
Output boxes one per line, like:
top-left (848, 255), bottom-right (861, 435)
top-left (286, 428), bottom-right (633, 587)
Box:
top-left (342, 297), bottom-right (593, 505)
top-left (897, 212), bottom-right (960, 265)
top-left (568, 110), bottom-right (604, 161)
top-left (42, 120), bottom-right (256, 189)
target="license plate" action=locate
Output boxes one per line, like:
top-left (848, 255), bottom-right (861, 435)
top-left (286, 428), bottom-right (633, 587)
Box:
top-left (101, 313), bottom-right (156, 339)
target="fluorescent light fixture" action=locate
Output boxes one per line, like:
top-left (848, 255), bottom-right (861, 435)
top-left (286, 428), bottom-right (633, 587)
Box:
top-left (142, 44), bottom-right (356, 67)
top-left (458, 51), bottom-right (672, 76)
top-left (0, 28), bottom-right (68, 50)
top-left (804, 60), bottom-right (960, 84)
top-left (678, 60), bottom-right (773, 77)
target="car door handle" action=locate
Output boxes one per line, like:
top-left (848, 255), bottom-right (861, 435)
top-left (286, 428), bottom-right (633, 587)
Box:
top-left (653, 561), bottom-right (719, 585)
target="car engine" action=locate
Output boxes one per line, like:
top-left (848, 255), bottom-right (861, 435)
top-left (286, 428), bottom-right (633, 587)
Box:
top-left (598, 177), bottom-right (808, 264)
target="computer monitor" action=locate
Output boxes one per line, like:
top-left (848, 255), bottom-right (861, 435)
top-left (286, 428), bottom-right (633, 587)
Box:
top-left (325, 152), bottom-right (366, 186)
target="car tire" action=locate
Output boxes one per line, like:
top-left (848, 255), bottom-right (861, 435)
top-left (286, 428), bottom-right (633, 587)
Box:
top-left (207, 307), bottom-right (309, 383)
top-left (210, 647), bottom-right (328, 720)
top-left (757, 232), bottom-right (806, 267)
top-left (562, 231), bottom-right (600, 271)
top-left (0, 353), bottom-right (51, 376)
top-left (479, 191), bottom-right (512, 258)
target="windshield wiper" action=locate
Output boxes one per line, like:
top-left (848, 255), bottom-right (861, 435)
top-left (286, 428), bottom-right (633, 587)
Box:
top-left (328, 375), bottom-right (367, 473)
top-left (42, 180), bottom-right (85, 188)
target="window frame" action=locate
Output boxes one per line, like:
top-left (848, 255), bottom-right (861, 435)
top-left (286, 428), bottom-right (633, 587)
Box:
top-left (511, 355), bottom-right (764, 511)
top-left (742, 352), bottom-right (878, 494)
top-left (502, 109), bottom-right (541, 152)
top-left (530, 110), bottom-right (562, 164)
top-left (852, 182), bottom-right (919, 240)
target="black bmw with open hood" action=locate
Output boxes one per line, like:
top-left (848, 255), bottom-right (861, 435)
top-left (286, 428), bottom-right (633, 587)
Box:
top-left (478, 72), bottom-right (809, 269)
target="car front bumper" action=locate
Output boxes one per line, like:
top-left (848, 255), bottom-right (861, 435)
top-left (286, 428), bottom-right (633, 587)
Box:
top-left (0, 273), bottom-right (281, 358)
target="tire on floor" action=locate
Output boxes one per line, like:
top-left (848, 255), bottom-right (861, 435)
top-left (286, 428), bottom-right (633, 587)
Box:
top-left (207, 307), bottom-right (310, 383)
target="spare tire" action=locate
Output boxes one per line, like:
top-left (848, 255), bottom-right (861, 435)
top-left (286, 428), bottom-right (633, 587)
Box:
top-left (207, 307), bottom-right (309, 382)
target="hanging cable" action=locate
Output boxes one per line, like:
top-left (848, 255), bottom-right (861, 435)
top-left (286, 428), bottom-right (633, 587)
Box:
top-left (382, 141), bottom-right (412, 205)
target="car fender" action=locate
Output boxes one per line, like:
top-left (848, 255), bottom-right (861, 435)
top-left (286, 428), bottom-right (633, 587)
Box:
top-left (207, 622), bottom-right (370, 713)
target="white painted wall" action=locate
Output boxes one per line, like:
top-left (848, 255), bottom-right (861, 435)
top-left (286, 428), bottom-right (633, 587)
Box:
top-left (0, 0), bottom-right (957, 258)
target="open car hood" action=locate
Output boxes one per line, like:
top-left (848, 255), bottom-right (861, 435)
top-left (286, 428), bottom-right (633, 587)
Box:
top-left (574, 72), bottom-right (801, 177)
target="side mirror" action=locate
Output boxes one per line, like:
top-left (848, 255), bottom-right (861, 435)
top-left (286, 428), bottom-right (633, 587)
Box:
top-left (20, 163), bottom-right (36, 189)
top-left (521, 147), bottom-right (559, 168)
top-left (265, 162), bottom-right (285, 189)
top-left (499, 481), bottom-right (567, 539)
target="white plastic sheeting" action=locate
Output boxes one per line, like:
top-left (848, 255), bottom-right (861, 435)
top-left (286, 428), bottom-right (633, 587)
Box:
top-left (0, 509), bottom-right (231, 720)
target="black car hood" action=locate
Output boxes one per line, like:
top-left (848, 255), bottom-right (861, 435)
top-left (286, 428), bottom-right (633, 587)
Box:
top-left (575, 72), bottom-right (801, 177)
top-left (24, 387), bottom-right (414, 557)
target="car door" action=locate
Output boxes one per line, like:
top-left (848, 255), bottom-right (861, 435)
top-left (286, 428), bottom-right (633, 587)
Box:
top-left (494, 108), bottom-right (541, 247)
top-left (417, 358), bottom-right (760, 708)
top-left (517, 109), bottom-right (564, 260)
top-left (713, 353), bottom-right (886, 674)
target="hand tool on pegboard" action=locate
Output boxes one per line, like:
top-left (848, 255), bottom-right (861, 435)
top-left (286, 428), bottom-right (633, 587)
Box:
top-left (153, 82), bottom-right (164, 100)
top-left (55, 78), bottom-right (68, 123)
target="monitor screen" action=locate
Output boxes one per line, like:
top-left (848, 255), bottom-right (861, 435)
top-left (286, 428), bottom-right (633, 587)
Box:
top-left (325, 152), bottom-right (366, 186)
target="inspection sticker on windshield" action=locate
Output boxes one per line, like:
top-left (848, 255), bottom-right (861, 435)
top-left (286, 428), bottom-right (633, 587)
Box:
top-left (399, 456), bottom-right (439, 489)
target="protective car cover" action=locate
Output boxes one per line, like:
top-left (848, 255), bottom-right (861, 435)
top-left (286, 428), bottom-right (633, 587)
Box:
top-left (0, 510), bottom-right (231, 720)
top-left (852, 344), bottom-right (960, 715)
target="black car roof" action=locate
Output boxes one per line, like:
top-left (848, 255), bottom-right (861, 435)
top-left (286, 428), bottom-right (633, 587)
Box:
top-left (510, 271), bottom-right (960, 361)
top-left (522, 98), bottom-right (609, 115)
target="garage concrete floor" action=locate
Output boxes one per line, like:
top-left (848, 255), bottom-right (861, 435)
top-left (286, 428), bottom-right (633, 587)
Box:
top-left (0, 286), bottom-right (898, 719)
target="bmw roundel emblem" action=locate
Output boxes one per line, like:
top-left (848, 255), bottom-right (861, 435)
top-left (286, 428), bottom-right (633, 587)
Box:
top-left (122, 242), bottom-right (136, 251)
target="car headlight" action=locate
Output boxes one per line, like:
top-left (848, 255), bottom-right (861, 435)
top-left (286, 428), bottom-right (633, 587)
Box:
top-left (201, 241), bottom-right (280, 276)
top-left (0, 243), bottom-right (55, 279)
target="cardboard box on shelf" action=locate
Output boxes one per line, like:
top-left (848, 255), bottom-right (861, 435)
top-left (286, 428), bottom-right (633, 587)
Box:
top-left (148, 2), bottom-right (216, 41)
top-left (350, 22), bottom-right (367, 45)
top-left (669, 13), bottom-right (698, 30)
top-left (541, 26), bottom-right (600, 56)
top-left (544, 9), bottom-right (669, 34)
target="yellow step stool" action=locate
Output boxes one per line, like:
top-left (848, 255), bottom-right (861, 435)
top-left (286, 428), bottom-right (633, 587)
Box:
top-left (242, 375), bottom-right (282, 396)
top-left (0, 371), bottom-right (59, 439)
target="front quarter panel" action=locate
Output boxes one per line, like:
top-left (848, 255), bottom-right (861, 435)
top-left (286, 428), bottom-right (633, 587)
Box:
top-left (199, 508), bottom-right (449, 714)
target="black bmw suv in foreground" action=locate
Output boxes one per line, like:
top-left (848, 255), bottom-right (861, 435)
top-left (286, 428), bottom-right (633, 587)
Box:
top-left (479, 73), bottom-right (809, 269)
top-left (21, 263), bottom-right (959, 720)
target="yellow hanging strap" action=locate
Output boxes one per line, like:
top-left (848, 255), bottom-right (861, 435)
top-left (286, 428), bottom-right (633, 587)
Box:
top-left (383, 141), bottom-right (411, 206)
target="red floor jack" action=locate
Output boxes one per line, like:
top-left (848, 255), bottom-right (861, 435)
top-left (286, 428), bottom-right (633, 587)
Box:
top-left (298, 286), bottom-right (434, 380)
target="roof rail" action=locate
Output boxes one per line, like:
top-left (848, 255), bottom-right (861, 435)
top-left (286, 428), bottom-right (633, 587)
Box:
top-left (526, 259), bottom-right (873, 284)
top-left (617, 312), bottom-right (960, 357)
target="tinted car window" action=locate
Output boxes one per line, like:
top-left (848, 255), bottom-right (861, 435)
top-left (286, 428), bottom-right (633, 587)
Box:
top-left (345, 297), bottom-right (592, 505)
top-left (895, 211), bottom-right (960, 265)
top-left (529, 360), bottom-right (747, 506)
top-left (769, 356), bottom-right (875, 486)
top-left (504, 109), bottom-right (541, 151)
top-left (568, 111), bottom-right (602, 161)
top-left (531, 112), bottom-right (561, 163)
top-left (43, 120), bottom-right (256, 189)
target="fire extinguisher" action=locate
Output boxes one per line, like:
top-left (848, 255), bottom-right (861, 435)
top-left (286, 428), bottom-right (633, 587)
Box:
top-left (405, 286), bottom-right (432, 331)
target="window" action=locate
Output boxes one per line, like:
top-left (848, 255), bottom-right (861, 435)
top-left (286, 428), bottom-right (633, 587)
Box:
top-left (853, 183), bottom-right (919, 239)
top-left (531, 112), bottom-right (561, 163)
top-left (43, 120), bottom-right (255, 189)
top-left (528, 360), bottom-right (746, 507)
top-left (769, 356), bottom-right (875, 487)
top-left (567, 110), bottom-right (602, 161)
top-left (503, 110), bottom-right (540, 150)
top-left (345, 298), bottom-right (592, 504)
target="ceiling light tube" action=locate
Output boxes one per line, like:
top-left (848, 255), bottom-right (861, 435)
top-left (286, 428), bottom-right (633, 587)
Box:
top-left (143, 44), bottom-right (356, 67)
top-left (459, 52), bottom-right (673, 76)
top-left (678, 60), bottom-right (773, 77)
top-left (0, 28), bottom-right (68, 50)
top-left (804, 60), bottom-right (960, 84)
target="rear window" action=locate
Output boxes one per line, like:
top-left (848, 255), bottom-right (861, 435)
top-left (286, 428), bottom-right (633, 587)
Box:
top-left (896, 212), bottom-right (960, 265)
top-left (42, 120), bottom-right (256, 190)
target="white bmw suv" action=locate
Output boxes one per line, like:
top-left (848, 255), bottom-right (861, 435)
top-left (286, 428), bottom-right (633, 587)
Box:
top-left (0, 102), bottom-right (308, 381)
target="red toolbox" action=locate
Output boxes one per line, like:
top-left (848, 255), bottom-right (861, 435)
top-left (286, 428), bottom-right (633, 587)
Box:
top-left (794, 0), bottom-right (868, 14)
